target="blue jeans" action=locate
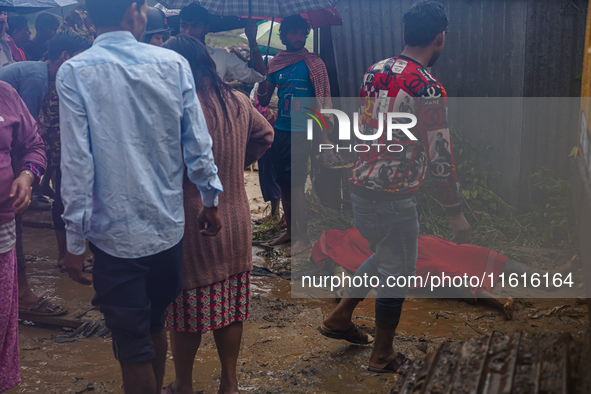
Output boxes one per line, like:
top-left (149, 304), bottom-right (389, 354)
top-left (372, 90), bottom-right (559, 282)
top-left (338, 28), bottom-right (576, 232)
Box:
top-left (348, 192), bottom-right (419, 328)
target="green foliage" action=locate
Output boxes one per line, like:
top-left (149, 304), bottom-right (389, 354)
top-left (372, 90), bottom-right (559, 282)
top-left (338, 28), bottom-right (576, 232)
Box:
top-left (417, 129), bottom-right (577, 253)
top-left (518, 167), bottom-right (576, 249)
top-left (305, 128), bottom-right (576, 257)
top-left (306, 189), bottom-right (354, 241)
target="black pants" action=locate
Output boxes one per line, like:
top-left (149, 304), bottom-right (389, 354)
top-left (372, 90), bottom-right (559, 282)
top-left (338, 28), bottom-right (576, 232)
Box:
top-left (90, 241), bottom-right (183, 364)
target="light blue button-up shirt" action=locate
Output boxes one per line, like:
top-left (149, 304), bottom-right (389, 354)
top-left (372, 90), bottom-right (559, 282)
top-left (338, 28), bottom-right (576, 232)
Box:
top-left (57, 31), bottom-right (223, 259)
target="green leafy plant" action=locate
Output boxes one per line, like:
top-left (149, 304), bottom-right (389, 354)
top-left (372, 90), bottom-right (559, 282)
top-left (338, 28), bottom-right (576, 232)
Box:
top-left (306, 128), bottom-right (577, 260)
top-left (417, 129), bottom-right (577, 253)
top-left (517, 167), bottom-right (576, 249)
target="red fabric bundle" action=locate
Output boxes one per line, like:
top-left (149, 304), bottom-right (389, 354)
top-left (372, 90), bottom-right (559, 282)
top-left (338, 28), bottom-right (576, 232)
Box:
top-left (311, 228), bottom-right (508, 294)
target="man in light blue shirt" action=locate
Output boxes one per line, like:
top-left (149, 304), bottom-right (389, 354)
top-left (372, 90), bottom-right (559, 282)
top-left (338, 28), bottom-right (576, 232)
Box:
top-left (57, 0), bottom-right (223, 392)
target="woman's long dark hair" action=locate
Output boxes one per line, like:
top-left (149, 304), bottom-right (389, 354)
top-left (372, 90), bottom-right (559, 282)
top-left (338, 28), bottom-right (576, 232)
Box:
top-left (163, 35), bottom-right (234, 131)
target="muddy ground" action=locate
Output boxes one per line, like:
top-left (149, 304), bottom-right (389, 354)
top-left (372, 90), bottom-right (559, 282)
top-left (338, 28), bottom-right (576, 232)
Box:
top-left (8, 172), bottom-right (589, 393)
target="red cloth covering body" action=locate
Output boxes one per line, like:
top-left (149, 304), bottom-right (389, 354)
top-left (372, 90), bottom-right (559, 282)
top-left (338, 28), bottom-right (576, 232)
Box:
top-left (311, 228), bottom-right (508, 294)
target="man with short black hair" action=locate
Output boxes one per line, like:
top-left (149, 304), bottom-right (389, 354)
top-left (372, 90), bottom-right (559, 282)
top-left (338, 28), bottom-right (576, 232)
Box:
top-left (319, 1), bottom-right (470, 374)
top-left (256, 14), bottom-right (337, 256)
top-left (58, 1), bottom-right (223, 392)
top-left (179, 3), bottom-right (266, 83)
top-left (6, 15), bottom-right (30, 50)
top-left (22, 12), bottom-right (60, 60)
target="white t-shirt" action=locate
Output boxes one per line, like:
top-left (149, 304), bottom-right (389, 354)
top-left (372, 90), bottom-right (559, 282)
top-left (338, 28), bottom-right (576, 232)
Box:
top-left (207, 46), bottom-right (265, 84)
top-left (0, 40), bottom-right (14, 69)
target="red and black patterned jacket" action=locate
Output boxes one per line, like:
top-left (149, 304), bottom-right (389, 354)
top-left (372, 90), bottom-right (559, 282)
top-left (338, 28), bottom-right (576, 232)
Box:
top-left (349, 55), bottom-right (462, 216)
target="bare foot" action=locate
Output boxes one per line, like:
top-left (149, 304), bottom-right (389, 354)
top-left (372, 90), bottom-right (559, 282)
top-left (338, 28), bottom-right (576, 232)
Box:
top-left (18, 271), bottom-right (40, 308)
top-left (218, 385), bottom-right (240, 394)
top-left (162, 381), bottom-right (192, 394)
top-left (289, 239), bottom-right (312, 257)
top-left (18, 292), bottom-right (40, 309)
top-left (254, 214), bottom-right (280, 225)
top-left (218, 379), bottom-right (240, 394)
top-left (269, 231), bottom-right (290, 246)
top-left (557, 255), bottom-right (578, 275)
top-left (502, 297), bottom-right (514, 320)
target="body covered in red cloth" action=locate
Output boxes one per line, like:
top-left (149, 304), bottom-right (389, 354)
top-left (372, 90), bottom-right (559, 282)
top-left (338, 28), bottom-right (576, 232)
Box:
top-left (312, 228), bottom-right (508, 294)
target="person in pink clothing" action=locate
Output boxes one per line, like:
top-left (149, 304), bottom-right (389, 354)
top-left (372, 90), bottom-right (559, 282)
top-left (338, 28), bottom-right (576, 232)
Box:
top-left (0, 81), bottom-right (47, 392)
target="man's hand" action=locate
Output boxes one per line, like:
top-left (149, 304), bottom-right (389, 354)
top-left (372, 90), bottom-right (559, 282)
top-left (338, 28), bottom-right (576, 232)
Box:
top-left (448, 212), bottom-right (470, 244)
top-left (63, 252), bottom-right (93, 285)
top-left (198, 206), bottom-right (222, 236)
top-left (245, 20), bottom-right (258, 45)
top-left (9, 172), bottom-right (33, 214)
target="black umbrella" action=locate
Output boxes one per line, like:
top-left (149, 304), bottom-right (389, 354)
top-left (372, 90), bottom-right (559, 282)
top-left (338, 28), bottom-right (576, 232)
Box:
top-left (157, 0), bottom-right (338, 18)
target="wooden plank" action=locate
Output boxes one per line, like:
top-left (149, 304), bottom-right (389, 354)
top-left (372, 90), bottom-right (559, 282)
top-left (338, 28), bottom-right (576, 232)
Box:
top-left (19, 311), bottom-right (87, 329)
top-left (498, 331), bottom-right (521, 394)
top-left (19, 306), bottom-right (97, 330)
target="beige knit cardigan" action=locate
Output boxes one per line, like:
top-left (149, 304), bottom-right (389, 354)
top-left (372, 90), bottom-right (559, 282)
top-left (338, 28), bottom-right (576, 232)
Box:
top-left (181, 89), bottom-right (273, 289)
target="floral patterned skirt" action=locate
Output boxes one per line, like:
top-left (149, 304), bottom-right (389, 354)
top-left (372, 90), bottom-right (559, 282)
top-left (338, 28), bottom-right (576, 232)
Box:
top-left (0, 247), bottom-right (19, 392)
top-left (165, 271), bottom-right (250, 333)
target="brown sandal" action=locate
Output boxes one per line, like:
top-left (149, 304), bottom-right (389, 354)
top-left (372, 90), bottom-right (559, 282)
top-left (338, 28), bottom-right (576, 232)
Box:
top-left (367, 352), bottom-right (413, 374)
top-left (19, 297), bottom-right (68, 317)
top-left (318, 323), bottom-right (374, 344)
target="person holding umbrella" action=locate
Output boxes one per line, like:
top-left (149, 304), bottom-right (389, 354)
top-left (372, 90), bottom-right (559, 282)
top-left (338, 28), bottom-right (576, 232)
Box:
top-left (179, 3), bottom-right (266, 83)
top-left (256, 14), bottom-right (338, 256)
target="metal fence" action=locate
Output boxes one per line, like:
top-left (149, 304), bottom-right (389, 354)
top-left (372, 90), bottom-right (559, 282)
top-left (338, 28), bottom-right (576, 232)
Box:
top-left (330, 0), bottom-right (587, 209)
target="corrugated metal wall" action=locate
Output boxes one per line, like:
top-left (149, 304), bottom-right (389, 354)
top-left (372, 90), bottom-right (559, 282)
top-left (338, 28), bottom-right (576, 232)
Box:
top-left (330, 0), bottom-right (587, 209)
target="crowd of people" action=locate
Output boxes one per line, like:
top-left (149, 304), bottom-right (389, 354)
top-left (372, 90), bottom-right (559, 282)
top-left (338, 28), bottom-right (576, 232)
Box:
top-left (0, 0), bottom-right (476, 393)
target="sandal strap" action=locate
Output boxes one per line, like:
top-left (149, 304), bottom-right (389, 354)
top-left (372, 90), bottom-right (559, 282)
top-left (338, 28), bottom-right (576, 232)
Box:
top-left (344, 324), bottom-right (372, 343)
top-left (391, 352), bottom-right (413, 373)
top-left (32, 298), bottom-right (60, 313)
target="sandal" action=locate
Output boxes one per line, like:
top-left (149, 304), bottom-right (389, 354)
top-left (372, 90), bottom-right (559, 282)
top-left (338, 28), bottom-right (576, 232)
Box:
top-left (367, 352), bottom-right (413, 374)
top-left (318, 323), bottom-right (374, 344)
top-left (19, 297), bottom-right (68, 317)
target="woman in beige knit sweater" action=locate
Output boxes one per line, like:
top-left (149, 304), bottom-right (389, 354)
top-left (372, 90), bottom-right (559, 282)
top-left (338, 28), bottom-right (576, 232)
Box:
top-left (163, 36), bottom-right (273, 394)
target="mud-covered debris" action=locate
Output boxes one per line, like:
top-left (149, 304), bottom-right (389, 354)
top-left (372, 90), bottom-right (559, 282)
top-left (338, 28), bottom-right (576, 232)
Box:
top-left (392, 331), bottom-right (583, 393)
top-left (529, 305), bottom-right (568, 319)
top-left (53, 320), bottom-right (111, 343)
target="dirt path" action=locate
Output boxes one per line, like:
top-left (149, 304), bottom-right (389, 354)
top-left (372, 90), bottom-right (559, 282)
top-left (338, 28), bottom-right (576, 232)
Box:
top-left (9, 172), bottom-right (589, 393)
